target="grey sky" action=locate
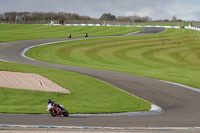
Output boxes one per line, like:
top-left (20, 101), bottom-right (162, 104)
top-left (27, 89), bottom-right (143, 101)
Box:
top-left (0, 0), bottom-right (199, 21)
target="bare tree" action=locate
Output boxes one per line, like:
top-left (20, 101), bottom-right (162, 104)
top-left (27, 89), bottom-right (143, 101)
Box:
top-left (171, 15), bottom-right (177, 22)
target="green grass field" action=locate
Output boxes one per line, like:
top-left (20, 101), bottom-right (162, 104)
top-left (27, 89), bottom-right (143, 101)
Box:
top-left (0, 24), bottom-right (150, 114)
top-left (26, 28), bottom-right (200, 90)
top-left (0, 24), bottom-right (143, 42)
top-left (0, 61), bottom-right (150, 114)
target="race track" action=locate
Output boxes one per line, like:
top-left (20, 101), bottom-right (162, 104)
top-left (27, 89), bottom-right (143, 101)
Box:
top-left (0, 27), bottom-right (200, 127)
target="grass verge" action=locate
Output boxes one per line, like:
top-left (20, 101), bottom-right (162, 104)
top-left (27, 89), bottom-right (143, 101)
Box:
top-left (0, 61), bottom-right (150, 114)
top-left (26, 28), bottom-right (200, 89)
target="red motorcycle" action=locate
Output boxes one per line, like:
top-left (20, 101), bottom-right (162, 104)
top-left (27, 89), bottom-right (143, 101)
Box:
top-left (47, 103), bottom-right (69, 117)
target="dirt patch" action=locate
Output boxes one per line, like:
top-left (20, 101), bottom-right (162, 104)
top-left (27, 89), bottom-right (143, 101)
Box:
top-left (0, 71), bottom-right (70, 93)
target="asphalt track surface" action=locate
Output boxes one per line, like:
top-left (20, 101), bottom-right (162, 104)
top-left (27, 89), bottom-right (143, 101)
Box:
top-left (0, 27), bottom-right (200, 128)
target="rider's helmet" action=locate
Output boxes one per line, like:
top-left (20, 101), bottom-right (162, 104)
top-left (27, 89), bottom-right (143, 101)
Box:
top-left (48, 99), bottom-right (52, 104)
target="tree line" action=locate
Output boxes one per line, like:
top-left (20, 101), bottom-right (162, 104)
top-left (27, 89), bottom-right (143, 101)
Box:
top-left (0, 12), bottom-right (92, 23)
top-left (0, 11), bottom-right (180, 23)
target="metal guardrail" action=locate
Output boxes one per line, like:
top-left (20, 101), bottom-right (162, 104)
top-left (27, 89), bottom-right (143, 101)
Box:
top-left (189, 22), bottom-right (200, 28)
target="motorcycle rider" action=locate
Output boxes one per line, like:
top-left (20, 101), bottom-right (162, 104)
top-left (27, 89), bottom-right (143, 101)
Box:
top-left (48, 99), bottom-right (63, 110)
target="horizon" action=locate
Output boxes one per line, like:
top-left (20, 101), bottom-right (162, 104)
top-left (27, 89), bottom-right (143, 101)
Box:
top-left (0, 0), bottom-right (200, 21)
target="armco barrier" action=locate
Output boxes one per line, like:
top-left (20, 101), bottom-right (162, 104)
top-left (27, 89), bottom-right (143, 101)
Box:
top-left (184, 26), bottom-right (200, 31)
top-left (46, 23), bottom-right (200, 31)
top-left (133, 25), bottom-right (181, 28)
top-left (50, 23), bottom-right (182, 28)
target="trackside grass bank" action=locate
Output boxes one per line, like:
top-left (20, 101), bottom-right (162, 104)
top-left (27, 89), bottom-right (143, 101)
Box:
top-left (0, 61), bottom-right (150, 114)
top-left (26, 28), bottom-right (200, 89)
top-left (0, 24), bottom-right (143, 42)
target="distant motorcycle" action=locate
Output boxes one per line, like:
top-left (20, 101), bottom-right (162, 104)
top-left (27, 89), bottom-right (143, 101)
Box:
top-left (47, 103), bottom-right (69, 117)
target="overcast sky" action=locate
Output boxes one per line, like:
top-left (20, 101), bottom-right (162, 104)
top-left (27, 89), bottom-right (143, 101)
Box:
top-left (0, 0), bottom-right (200, 21)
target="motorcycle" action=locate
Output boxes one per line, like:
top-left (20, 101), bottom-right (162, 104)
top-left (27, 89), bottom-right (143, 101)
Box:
top-left (47, 103), bottom-right (69, 117)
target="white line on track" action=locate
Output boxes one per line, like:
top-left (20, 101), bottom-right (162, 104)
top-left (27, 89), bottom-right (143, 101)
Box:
top-left (0, 59), bottom-right (12, 62)
top-left (160, 80), bottom-right (200, 93)
top-left (1, 124), bottom-right (200, 130)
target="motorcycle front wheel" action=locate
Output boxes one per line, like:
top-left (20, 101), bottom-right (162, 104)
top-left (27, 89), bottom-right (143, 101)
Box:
top-left (63, 110), bottom-right (69, 117)
top-left (50, 110), bottom-right (57, 117)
